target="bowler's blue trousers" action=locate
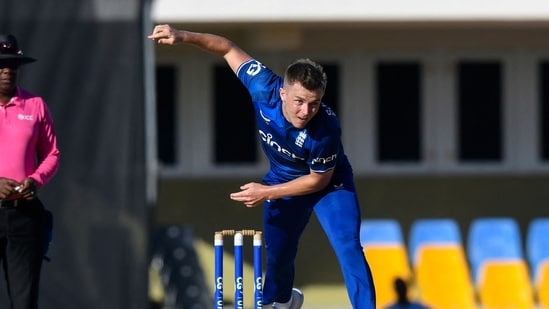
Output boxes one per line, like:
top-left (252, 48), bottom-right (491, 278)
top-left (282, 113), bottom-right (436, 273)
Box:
top-left (262, 182), bottom-right (376, 309)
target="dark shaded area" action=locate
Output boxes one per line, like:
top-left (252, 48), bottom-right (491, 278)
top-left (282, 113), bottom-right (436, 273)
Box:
top-left (458, 61), bottom-right (502, 162)
top-left (376, 62), bottom-right (422, 162)
top-left (150, 226), bottom-right (211, 308)
top-left (0, 1), bottom-right (149, 308)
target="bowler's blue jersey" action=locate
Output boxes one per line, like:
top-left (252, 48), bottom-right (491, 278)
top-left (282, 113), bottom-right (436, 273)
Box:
top-left (236, 59), bottom-right (353, 186)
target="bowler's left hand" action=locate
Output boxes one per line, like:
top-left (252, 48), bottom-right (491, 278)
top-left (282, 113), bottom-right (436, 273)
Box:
top-left (230, 182), bottom-right (268, 208)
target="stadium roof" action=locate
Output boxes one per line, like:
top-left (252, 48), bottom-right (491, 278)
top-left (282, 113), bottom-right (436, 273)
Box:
top-left (152, 0), bottom-right (549, 23)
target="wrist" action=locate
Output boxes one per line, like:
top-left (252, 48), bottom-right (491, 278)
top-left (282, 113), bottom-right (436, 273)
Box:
top-left (266, 184), bottom-right (283, 201)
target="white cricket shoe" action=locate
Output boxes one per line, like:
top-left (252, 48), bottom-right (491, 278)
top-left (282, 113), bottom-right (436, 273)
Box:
top-left (272, 288), bottom-right (304, 309)
top-left (288, 288), bottom-right (304, 309)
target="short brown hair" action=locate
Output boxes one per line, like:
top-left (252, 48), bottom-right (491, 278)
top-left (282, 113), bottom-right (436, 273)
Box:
top-left (284, 58), bottom-right (327, 92)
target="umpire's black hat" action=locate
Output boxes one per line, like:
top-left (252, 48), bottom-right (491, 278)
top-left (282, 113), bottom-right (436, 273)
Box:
top-left (0, 34), bottom-right (36, 65)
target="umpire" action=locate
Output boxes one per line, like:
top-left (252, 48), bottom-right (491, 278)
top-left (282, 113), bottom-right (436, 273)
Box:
top-left (0, 34), bottom-right (60, 309)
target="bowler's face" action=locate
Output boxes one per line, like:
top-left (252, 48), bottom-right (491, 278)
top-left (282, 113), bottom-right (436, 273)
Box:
top-left (280, 82), bottom-right (324, 129)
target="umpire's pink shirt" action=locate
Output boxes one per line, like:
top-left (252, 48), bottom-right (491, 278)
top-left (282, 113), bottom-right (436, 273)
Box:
top-left (0, 87), bottom-right (59, 188)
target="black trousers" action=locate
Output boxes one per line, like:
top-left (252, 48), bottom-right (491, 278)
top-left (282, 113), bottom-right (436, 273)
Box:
top-left (0, 198), bottom-right (45, 309)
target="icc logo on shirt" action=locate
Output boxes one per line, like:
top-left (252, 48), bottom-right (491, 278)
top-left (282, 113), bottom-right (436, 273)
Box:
top-left (18, 114), bottom-right (33, 121)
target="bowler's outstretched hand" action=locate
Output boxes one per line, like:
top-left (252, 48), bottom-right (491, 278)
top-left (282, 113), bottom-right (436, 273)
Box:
top-left (148, 24), bottom-right (182, 45)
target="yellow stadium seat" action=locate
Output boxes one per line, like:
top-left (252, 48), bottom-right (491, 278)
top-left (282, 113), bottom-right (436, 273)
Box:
top-left (414, 245), bottom-right (476, 309)
top-left (364, 244), bottom-right (411, 309)
top-left (478, 260), bottom-right (535, 309)
top-left (536, 261), bottom-right (549, 309)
